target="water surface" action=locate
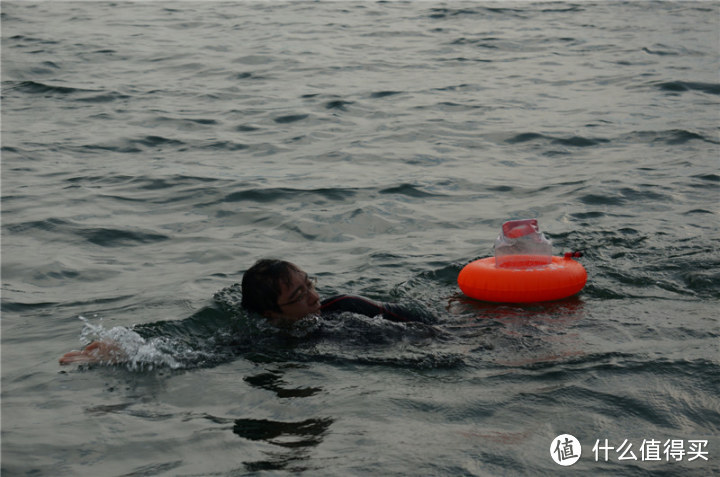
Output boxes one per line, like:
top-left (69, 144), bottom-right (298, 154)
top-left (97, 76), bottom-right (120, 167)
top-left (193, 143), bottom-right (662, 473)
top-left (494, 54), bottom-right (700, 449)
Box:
top-left (2, 1), bottom-right (719, 475)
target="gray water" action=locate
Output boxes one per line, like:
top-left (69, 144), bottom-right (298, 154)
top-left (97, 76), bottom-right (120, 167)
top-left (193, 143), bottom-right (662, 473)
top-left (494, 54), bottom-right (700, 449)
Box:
top-left (2, 1), bottom-right (719, 475)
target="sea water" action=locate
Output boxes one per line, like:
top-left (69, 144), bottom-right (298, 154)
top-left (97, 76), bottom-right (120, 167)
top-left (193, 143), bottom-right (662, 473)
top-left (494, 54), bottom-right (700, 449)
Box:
top-left (2, 2), bottom-right (719, 475)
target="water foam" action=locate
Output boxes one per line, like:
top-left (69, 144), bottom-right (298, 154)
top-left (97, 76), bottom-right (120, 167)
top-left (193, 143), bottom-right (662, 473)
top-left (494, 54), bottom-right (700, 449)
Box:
top-left (78, 316), bottom-right (184, 370)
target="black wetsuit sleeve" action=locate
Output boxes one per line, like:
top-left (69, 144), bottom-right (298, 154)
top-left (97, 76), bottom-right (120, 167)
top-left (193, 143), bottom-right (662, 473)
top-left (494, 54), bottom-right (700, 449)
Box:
top-left (320, 295), bottom-right (434, 323)
top-left (132, 305), bottom-right (235, 341)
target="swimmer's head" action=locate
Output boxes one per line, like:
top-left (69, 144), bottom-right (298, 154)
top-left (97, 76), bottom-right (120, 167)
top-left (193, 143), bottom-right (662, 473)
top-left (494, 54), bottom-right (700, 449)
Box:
top-left (241, 259), bottom-right (321, 325)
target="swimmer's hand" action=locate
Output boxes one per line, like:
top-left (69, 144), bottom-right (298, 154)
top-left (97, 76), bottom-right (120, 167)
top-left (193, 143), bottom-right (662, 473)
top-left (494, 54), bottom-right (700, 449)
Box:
top-left (59, 340), bottom-right (127, 365)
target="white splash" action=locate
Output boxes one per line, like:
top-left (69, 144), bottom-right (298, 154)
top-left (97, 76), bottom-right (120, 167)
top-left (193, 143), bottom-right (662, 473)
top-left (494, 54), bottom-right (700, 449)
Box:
top-left (78, 316), bottom-right (183, 370)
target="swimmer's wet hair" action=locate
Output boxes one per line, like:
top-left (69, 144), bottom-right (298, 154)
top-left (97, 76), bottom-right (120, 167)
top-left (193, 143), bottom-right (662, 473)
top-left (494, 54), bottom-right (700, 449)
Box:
top-left (241, 259), bottom-right (301, 314)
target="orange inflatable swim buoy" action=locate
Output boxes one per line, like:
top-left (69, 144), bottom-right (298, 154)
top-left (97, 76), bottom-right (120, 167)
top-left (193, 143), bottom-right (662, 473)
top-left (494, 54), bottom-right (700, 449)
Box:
top-left (458, 254), bottom-right (587, 304)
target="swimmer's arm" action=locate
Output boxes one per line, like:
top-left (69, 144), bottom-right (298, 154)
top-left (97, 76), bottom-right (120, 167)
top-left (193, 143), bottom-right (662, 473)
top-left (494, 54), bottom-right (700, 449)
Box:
top-left (58, 305), bottom-right (233, 365)
top-left (59, 340), bottom-right (127, 365)
top-left (321, 295), bottom-right (435, 323)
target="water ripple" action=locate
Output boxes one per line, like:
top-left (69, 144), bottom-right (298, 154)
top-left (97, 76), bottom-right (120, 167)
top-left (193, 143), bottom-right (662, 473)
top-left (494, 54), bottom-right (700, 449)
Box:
top-left (655, 80), bottom-right (720, 95)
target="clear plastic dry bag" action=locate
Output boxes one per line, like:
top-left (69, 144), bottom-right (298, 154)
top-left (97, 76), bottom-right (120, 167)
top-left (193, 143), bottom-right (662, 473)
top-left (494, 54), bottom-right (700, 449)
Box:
top-left (494, 219), bottom-right (552, 268)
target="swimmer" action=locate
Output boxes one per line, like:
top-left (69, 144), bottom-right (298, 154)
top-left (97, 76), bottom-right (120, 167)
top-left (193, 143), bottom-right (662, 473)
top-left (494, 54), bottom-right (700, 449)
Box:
top-left (241, 259), bottom-right (429, 327)
top-left (59, 259), bottom-right (432, 365)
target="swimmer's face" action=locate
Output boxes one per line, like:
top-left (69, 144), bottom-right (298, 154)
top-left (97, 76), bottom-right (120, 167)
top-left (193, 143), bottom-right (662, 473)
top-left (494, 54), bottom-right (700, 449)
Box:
top-left (264, 268), bottom-right (321, 325)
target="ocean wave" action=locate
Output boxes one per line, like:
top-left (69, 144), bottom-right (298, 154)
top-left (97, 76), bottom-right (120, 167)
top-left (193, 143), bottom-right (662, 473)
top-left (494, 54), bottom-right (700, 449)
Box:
top-left (569, 229), bottom-right (720, 300)
top-left (5, 217), bottom-right (170, 247)
top-left (505, 132), bottom-right (610, 147)
top-left (654, 81), bottom-right (720, 95)
top-left (503, 129), bottom-right (718, 149)
top-left (3, 80), bottom-right (130, 103)
top-left (4, 80), bottom-right (86, 95)
top-left (379, 183), bottom-right (440, 198)
top-left (512, 355), bottom-right (720, 427)
top-left (75, 91), bottom-right (131, 103)
top-left (369, 90), bottom-right (402, 99)
top-left (429, 6), bottom-right (525, 20)
top-left (79, 227), bottom-right (171, 247)
top-left (80, 135), bottom-right (185, 153)
top-left (621, 129), bottom-right (719, 146)
top-left (274, 113), bottom-right (309, 124)
top-left (221, 186), bottom-right (357, 204)
top-left (324, 99), bottom-right (354, 110)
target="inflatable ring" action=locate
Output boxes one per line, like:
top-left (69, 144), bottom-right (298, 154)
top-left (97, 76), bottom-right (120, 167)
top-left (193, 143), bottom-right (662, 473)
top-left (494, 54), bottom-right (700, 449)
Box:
top-left (458, 255), bottom-right (587, 303)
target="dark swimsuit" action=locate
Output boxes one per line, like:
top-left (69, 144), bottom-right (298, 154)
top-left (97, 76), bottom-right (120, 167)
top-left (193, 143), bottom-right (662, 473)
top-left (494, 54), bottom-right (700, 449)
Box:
top-left (320, 295), bottom-right (434, 324)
